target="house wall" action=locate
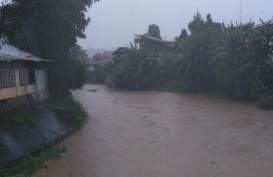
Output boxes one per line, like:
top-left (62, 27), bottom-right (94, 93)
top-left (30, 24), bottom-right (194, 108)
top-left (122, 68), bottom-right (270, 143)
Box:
top-left (0, 62), bottom-right (49, 102)
top-left (0, 87), bottom-right (17, 100)
top-left (0, 68), bottom-right (36, 100)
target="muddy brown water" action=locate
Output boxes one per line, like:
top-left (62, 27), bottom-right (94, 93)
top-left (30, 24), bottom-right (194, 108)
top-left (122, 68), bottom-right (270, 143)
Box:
top-left (34, 84), bottom-right (273, 177)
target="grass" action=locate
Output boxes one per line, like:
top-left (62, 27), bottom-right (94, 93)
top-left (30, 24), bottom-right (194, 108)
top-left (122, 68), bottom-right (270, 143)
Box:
top-left (48, 96), bottom-right (88, 128)
top-left (158, 80), bottom-right (190, 94)
top-left (0, 145), bottom-right (66, 177)
top-left (0, 95), bottom-right (86, 177)
top-left (6, 109), bottom-right (34, 125)
top-left (255, 93), bottom-right (273, 110)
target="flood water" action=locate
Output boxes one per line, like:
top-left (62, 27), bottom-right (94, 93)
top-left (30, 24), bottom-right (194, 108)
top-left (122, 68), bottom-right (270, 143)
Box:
top-left (34, 84), bottom-right (273, 177)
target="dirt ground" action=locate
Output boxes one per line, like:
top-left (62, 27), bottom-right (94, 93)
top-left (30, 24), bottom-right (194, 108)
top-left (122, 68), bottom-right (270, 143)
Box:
top-left (34, 84), bottom-right (273, 177)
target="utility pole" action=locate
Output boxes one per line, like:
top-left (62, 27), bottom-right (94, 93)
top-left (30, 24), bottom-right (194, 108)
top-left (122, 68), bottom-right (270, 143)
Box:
top-left (239, 0), bottom-right (242, 24)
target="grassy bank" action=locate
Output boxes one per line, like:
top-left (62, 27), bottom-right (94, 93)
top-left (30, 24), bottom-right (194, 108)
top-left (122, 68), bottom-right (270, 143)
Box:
top-left (158, 81), bottom-right (190, 94)
top-left (0, 96), bottom-right (88, 177)
top-left (159, 81), bottom-right (273, 110)
top-left (255, 93), bottom-right (273, 110)
top-left (48, 96), bottom-right (88, 128)
top-left (0, 145), bottom-right (66, 177)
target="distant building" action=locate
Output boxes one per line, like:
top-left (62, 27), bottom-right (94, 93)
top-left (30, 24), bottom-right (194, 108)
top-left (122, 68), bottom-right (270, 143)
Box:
top-left (0, 44), bottom-right (50, 102)
top-left (255, 18), bottom-right (273, 28)
top-left (112, 47), bottom-right (129, 64)
top-left (84, 52), bottom-right (114, 83)
top-left (134, 34), bottom-right (174, 50)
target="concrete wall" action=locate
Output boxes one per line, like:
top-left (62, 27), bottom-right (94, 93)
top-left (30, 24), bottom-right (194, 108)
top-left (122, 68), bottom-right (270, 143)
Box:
top-left (34, 68), bottom-right (49, 101)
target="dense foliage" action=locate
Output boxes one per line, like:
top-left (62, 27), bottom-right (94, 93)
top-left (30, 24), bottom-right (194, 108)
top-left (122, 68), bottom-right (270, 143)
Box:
top-left (148, 24), bottom-right (162, 39)
top-left (0, 0), bottom-right (98, 102)
top-left (175, 13), bottom-right (223, 92)
top-left (174, 13), bottom-right (273, 101)
top-left (110, 46), bottom-right (159, 90)
top-left (109, 14), bottom-right (273, 105)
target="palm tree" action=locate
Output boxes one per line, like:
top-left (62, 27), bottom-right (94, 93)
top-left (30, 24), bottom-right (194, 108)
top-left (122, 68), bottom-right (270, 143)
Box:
top-left (211, 22), bottom-right (273, 100)
top-left (112, 45), bottom-right (158, 90)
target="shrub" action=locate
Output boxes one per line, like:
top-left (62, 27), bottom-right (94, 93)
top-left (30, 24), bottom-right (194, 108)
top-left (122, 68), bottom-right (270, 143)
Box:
top-left (158, 80), bottom-right (190, 93)
top-left (6, 109), bottom-right (34, 125)
top-left (48, 95), bottom-right (88, 127)
top-left (0, 145), bottom-right (66, 177)
top-left (255, 93), bottom-right (273, 110)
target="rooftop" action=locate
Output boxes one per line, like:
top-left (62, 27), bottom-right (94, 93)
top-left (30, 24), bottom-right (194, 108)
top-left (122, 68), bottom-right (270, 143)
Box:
top-left (255, 18), bottom-right (273, 28)
top-left (0, 44), bottom-right (51, 62)
top-left (134, 34), bottom-right (173, 44)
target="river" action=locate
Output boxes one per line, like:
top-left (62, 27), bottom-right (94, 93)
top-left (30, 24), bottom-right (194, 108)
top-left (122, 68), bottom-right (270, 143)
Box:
top-left (34, 84), bottom-right (273, 177)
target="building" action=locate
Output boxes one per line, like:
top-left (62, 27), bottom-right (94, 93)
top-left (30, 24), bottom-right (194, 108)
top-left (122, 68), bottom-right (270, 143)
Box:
top-left (112, 47), bottom-right (129, 65)
top-left (0, 44), bottom-right (50, 102)
top-left (84, 52), bottom-right (114, 83)
top-left (255, 18), bottom-right (273, 28)
top-left (134, 34), bottom-right (174, 50)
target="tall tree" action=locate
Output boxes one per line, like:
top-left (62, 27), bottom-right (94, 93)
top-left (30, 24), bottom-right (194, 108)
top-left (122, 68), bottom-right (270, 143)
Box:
top-left (0, 0), bottom-right (98, 102)
top-left (176, 13), bottom-right (223, 92)
top-left (148, 24), bottom-right (162, 39)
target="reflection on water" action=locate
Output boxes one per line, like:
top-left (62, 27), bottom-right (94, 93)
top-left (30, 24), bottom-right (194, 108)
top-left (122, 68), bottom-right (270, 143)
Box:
top-left (35, 84), bottom-right (273, 177)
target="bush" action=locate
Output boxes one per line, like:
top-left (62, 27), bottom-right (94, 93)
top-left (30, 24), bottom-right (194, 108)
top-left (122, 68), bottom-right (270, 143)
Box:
top-left (6, 109), bottom-right (34, 125)
top-left (48, 95), bottom-right (88, 127)
top-left (255, 93), bottom-right (273, 110)
top-left (0, 145), bottom-right (66, 177)
top-left (158, 80), bottom-right (190, 93)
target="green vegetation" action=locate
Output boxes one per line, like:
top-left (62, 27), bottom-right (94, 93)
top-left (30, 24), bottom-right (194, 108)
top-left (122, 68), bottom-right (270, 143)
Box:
top-left (48, 95), bottom-right (88, 128)
top-left (0, 0), bottom-right (98, 102)
top-left (110, 46), bottom-right (158, 90)
top-left (148, 24), bottom-right (162, 39)
top-left (106, 13), bottom-right (273, 109)
top-left (106, 24), bottom-right (176, 90)
top-left (0, 145), bottom-right (66, 177)
top-left (255, 93), bottom-right (273, 110)
top-left (6, 109), bottom-right (34, 125)
top-left (158, 81), bottom-right (190, 94)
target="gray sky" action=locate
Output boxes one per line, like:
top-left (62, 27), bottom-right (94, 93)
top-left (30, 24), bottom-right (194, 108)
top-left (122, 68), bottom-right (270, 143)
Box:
top-left (1, 0), bottom-right (272, 50)
top-left (78, 0), bottom-right (273, 50)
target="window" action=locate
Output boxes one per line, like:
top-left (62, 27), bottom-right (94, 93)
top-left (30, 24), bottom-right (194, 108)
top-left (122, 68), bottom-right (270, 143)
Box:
top-left (0, 68), bottom-right (15, 88)
top-left (19, 68), bottom-right (30, 85)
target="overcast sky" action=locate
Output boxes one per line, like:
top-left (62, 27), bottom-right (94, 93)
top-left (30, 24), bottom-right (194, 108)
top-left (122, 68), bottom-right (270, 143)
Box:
top-left (78, 0), bottom-right (273, 50)
top-left (1, 0), bottom-right (272, 50)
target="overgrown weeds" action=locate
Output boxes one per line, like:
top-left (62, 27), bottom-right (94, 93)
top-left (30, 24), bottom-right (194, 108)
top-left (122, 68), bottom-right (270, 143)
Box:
top-left (6, 109), bottom-right (34, 125)
top-left (0, 145), bottom-right (66, 177)
top-left (158, 81), bottom-right (190, 94)
top-left (255, 93), bottom-right (273, 110)
top-left (48, 95), bottom-right (88, 128)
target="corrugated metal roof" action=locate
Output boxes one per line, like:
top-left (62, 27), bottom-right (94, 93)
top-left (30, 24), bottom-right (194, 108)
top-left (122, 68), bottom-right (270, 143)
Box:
top-left (255, 18), bottom-right (273, 28)
top-left (134, 34), bottom-right (173, 44)
top-left (0, 44), bottom-right (51, 62)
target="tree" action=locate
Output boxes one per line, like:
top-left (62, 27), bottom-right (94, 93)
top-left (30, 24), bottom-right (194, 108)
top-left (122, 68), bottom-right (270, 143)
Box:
top-left (148, 24), bottom-right (162, 39)
top-left (212, 22), bottom-right (273, 100)
top-left (176, 13), bottom-right (223, 92)
top-left (111, 45), bottom-right (159, 90)
top-left (0, 0), bottom-right (98, 102)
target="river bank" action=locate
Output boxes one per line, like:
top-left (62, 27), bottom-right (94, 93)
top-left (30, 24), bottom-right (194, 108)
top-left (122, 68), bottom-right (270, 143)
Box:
top-left (0, 97), bottom-right (86, 176)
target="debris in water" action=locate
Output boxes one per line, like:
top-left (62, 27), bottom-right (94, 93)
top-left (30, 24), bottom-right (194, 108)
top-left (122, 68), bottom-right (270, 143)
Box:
top-left (181, 119), bottom-right (188, 125)
top-left (87, 89), bottom-right (98, 92)
top-left (154, 135), bottom-right (163, 142)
